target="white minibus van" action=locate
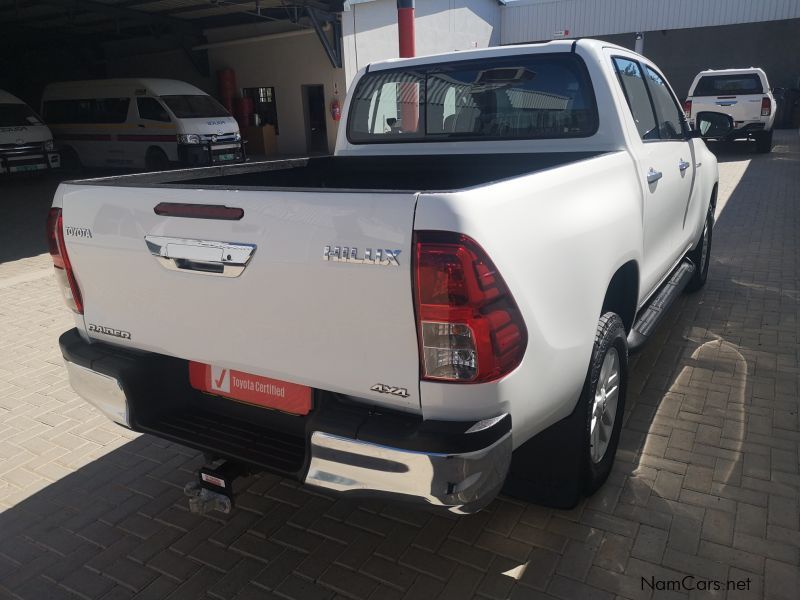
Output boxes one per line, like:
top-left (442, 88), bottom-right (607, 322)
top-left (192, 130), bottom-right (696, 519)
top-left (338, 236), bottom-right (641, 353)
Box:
top-left (1, 89), bottom-right (60, 175)
top-left (42, 78), bottom-right (245, 170)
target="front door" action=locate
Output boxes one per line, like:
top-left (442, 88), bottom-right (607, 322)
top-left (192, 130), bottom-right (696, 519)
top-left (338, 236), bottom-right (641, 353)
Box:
top-left (302, 85), bottom-right (328, 155)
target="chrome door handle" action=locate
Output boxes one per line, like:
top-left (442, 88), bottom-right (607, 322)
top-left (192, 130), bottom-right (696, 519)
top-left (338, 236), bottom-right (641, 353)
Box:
top-left (145, 236), bottom-right (256, 277)
top-left (679, 159), bottom-right (691, 172)
top-left (647, 168), bottom-right (663, 184)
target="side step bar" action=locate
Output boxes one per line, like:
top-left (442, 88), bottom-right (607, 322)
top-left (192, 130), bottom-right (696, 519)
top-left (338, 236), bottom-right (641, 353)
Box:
top-left (628, 259), bottom-right (695, 353)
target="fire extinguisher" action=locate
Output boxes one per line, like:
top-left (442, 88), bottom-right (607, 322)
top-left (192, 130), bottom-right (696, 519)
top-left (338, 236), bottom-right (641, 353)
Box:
top-left (330, 98), bottom-right (341, 121)
top-left (330, 83), bottom-right (342, 122)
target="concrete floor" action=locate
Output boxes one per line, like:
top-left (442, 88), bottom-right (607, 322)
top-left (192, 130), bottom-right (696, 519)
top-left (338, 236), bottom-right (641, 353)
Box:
top-left (0, 134), bottom-right (798, 600)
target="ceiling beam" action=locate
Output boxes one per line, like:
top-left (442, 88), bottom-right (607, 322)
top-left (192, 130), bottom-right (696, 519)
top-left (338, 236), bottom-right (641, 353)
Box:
top-left (39, 0), bottom-right (201, 33)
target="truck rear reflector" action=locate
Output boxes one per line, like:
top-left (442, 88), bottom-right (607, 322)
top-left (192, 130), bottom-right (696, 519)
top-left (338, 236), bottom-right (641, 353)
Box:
top-left (414, 231), bottom-right (527, 383)
top-left (154, 203), bottom-right (244, 220)
top-left (46, 208), bottom-right (83, 314)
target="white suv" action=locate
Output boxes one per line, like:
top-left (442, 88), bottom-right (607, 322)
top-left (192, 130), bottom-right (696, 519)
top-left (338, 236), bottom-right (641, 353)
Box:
top-left (685, 68), bottom-right (776, 153)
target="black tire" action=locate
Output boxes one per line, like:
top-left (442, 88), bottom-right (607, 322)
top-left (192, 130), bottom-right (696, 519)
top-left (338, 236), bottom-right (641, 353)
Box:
top-left (686, 207), bottom-right (713, 292)
top-left (755, 130), bottom-right (773, 153)
top-left (60, 146), bottom-right (82, 171)
top-left (581, 312), bottom-right (628, 495)
top-left (503, 312), bottom-right (628, 507)
top-left (145, 147), bottom-right (170, 171)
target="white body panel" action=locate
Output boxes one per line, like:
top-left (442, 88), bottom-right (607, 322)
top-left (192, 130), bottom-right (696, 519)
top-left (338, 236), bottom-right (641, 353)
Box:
top-left (55, 40), bottom-right (719, 452)
top-left (42, 78), bottom-right (241, 169)
top-left (0, 89), bottom-right (59, 174)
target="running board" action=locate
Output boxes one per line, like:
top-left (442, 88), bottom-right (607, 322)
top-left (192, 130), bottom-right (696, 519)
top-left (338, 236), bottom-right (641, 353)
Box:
top-left (627, 260), bottom-right (695, 353)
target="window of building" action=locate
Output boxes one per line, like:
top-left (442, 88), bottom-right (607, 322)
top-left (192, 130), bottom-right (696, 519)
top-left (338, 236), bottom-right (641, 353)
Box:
top-left (243, 87), bottom-right (279, 133)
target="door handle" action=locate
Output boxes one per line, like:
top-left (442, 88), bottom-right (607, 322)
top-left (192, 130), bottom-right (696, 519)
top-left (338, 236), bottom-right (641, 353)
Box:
top-left (145, 236), bottom-right (256, 278)
top-left (679, 159), bottom-right (691, 172)
top-left (647, 168), bottom-right (663, 184)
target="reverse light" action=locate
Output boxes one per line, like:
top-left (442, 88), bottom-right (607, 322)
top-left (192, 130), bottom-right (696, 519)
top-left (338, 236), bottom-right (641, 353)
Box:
top-left (414, 232), bottom-right (527, 383)
top-left (761, 97), bottom-right (771, 116)
top-left (46, 208), bottom-right (83, 314)
top-left (683, 99), bottom-right (692, 119)
top-left (177, 133), bottom-right (201, 144)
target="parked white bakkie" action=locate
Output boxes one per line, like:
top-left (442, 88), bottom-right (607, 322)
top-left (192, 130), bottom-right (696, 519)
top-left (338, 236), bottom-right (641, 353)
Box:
top-left (0, 89), bottom-right (60, 175)
top-left (685, 68), bottom-right (776, 152)
top-left (51, 40), bottom-right (732, 514)
top-left (41, 78), bottom-right (245, 171)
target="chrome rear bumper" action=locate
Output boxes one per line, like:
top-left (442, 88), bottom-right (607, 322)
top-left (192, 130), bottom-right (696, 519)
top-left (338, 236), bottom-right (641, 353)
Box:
top-left (305, 428), bottom-right (512, 514)
top-left (64, 360), bottom-right (130, 427)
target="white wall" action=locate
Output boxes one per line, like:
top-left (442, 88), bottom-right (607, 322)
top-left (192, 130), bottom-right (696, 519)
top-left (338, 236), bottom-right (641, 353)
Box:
top-left (206, 28), bottom-right (346, 155)
top-left (501, 0), bottom-right (800, 45)
top-left (342, 0), bottom-right (502, 85)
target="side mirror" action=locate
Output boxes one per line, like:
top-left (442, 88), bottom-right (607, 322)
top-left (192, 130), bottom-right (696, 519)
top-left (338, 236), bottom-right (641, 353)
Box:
top-left (692, 111), bottom-right (735, 139)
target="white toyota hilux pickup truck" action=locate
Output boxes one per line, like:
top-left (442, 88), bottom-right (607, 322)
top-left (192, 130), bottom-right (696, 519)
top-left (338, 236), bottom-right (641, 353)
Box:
top-left (51, 40), bottom-right (731, 514)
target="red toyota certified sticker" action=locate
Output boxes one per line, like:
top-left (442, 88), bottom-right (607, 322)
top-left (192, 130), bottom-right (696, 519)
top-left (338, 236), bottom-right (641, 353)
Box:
top-left (189, 362), bottom-right (312, 415)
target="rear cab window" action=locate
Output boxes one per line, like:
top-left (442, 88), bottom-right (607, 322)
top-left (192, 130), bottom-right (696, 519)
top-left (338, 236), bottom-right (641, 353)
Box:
top-left (692, 74), bottom-right (764, 96)
top-left (347, 53), bottom-right (598, 143)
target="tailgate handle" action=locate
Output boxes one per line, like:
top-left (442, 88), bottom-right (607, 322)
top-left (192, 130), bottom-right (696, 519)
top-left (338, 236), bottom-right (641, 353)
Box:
top-left (145, 236), bottom-right (256, 278)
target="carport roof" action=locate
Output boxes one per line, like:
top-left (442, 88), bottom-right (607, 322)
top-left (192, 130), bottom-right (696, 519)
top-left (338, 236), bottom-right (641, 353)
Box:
top-left (0, 0), bottom-right (344, 45)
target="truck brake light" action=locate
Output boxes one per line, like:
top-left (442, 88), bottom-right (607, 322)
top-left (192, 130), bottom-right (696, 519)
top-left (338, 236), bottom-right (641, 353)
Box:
top-left (683, 100), bottom-right (692, 119)
top-left (761, 97), bottom-right (771, 116)
top-left (46, 208), bottom-right (83, 314)
top-left (414, 231), bottom-right (527, 383)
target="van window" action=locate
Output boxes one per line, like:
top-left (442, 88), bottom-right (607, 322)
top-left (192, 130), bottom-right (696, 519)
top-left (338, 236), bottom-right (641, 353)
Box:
top-left (161, 95), bottom-right (229, 119)
top-left (43, 98), bottom-right (130, 124)
top-left (137, 97), bottom-right (171, 122)
top-left (693, 74), bottom-right (763, 96)
top-left (347, 53), bottom-right (598, 143)
top-left (0, 103), bottom-right (43, 127)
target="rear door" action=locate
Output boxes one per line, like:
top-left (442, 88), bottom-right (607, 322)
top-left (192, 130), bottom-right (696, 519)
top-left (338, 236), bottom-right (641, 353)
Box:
top-left (60, 183), bottom-right (422, 413)
top-left (611, 55), bottom-right (696, 298)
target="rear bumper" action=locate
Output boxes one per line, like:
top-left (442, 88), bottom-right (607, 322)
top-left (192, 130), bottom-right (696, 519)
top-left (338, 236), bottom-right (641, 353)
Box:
top-left (59, 328), bottom-right (510, 514)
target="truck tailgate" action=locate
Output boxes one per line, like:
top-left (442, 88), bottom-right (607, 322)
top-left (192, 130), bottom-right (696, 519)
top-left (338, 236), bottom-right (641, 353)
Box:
top-left (691, 93), bottom-right (764, 123)
top-left (59, 183), bottom-right (421, 412)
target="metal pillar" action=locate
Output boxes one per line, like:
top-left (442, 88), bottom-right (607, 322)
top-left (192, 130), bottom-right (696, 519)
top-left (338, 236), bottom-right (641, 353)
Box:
top-left (397, 0), bottom-right (415, 58)
top-left (634, 32), bottom-right (644, 54)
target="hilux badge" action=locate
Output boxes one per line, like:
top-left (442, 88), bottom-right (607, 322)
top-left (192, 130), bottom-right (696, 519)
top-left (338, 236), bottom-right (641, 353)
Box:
top-left (323, 246), bottom-right (401, 266)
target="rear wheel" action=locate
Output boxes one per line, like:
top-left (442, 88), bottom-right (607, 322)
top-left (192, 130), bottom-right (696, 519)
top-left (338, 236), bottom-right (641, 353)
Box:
top-left (755, 130), bottom-right (773, 153)
top-left (145, 147), bottom-right (170, 171)
top-left (686, 208), bottom-right (713, 292)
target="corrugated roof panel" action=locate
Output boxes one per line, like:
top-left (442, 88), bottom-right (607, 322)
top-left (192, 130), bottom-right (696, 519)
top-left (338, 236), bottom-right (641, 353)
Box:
top-left (501, 0), bottom-right (800, 44)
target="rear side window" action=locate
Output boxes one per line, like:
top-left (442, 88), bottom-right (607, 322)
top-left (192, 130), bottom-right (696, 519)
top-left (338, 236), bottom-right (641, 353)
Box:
top-left (612, 57), bottom-right (658, 140)
top-left (43, 98), bottom-right (130, 124)
top-left (137, 97), bottom-right (171, 122)
top-left (693, 74), bottom-right (764, 96)
top-left (347, 53), bottom-right (598, 143)
top-left (643, 66), bottom-right (686, 140)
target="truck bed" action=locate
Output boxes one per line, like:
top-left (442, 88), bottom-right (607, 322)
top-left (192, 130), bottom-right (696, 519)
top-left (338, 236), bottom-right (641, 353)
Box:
top-left (70, 152), bottom-right (605, 192)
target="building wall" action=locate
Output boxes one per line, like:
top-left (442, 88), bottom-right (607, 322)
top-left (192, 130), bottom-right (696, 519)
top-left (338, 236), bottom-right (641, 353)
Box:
top-left (501, 0), bottom-right (800, 45)
top-left (206, 30), bottom-right (347, 155)
top-left (597, 19), bottom-right (800, 99)
top-left (342, 0), bottom-right (502, 84)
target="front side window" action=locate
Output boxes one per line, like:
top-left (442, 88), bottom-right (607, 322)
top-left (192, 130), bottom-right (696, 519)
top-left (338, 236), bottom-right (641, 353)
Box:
top-left (693, 74), bottom-right (763, 96)
top-left (613, 57), bottom-right (658, 140)
top-left (161, 95), bottom-right (229, 119)
top-left (0, 103), bottom-right (43, 127)
top-left (644, 66), bottom-right (686, 140)
top-left (347, 53), bottom-right (597, 143)
top-left (137, 97), bottom-right (171, 122)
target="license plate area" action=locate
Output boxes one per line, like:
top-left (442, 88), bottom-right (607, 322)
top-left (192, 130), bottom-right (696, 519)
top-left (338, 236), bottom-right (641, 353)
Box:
top-left (189, 362), bottom-right (312, 415)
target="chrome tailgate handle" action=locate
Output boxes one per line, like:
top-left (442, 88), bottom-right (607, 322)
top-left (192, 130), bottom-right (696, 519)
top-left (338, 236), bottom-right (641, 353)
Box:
top-left (145, 236), bottom-right (256, 277)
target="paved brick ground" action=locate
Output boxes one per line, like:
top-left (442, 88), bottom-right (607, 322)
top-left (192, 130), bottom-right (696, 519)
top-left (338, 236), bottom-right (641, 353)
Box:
top-left (1, 133), bottom-right (798, 600)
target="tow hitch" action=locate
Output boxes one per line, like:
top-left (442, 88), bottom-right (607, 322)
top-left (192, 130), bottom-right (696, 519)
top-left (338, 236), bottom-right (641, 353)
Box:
top-left (184, 458), bottom-right (247, 515)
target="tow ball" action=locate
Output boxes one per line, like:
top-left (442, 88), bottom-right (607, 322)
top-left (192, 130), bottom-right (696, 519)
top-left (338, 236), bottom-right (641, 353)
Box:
top-left (184, 458), bottom-right (246, 515)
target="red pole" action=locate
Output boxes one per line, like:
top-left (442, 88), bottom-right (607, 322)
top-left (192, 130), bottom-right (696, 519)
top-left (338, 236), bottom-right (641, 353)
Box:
top-left (397, 0), bottom-right (415, 58)
top-left (397, 0), bottom-right (417, 132)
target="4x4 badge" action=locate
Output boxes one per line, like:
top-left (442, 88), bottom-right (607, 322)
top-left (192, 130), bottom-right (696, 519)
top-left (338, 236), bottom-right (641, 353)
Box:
top-left (370, 383), bottom-right (409, 398)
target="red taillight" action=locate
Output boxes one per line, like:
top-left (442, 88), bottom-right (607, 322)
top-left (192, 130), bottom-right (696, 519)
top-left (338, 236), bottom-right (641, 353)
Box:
top-left (414, 231), bottom-right (527, 383)
top-left (683, 99), bottom-right (692, 119)
top-left (46, 208), bottom-right (83, 314)
top-left (761, 97), bottom-right (771, 116)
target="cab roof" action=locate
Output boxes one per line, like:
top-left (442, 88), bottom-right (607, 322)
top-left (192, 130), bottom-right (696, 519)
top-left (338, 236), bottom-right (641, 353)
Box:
top-left (43, 78), bottom-right (207, 99)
